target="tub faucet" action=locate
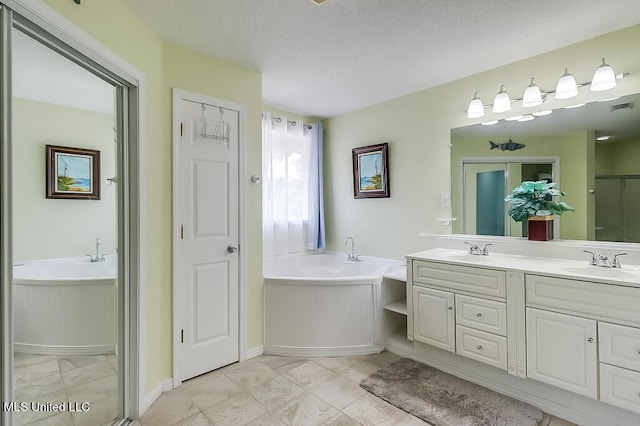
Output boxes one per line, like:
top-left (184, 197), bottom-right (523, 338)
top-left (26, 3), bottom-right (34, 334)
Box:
top-left (91, 238), bottom-right (105, 263)
top-left (344, 237), bottom-right (360, 262)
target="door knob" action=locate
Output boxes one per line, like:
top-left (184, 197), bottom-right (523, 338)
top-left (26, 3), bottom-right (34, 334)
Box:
top-left (227, 245), bottom-right (238, 253)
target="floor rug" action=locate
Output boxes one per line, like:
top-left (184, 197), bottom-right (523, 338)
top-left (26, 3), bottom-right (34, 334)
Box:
top-left (360, 358), bottom-right (544, 426)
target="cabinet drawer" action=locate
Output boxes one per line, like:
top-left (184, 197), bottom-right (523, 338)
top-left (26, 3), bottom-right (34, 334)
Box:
top-left (413, 260), bottom-right (506, 298)
top-left (455, 294), bottom-right (507, 336)
top-left (600, 322), bottom-right (640, 372)
top-left (526, 274), bottom-right (640, 323)
top-left (600, 363), bottom-right (640, 415)
top-left (455, 325), bottom-right (507, 371)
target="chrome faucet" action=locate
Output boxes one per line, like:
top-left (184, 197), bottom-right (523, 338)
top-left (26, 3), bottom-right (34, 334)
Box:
top-left (344, 237), bottom-right (360, 262)
top-left (583, 250), bottom-right (627, 268)
top-left (465, 242), bottom-right (492, 256)
top-left (91, 238), bottom-right (105, 262)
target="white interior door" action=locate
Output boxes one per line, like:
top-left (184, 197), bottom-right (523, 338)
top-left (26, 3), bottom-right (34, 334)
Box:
top-left (178, 98), bottom-right (239, 381)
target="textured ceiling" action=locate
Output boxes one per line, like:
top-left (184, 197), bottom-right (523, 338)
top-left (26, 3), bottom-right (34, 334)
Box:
top-left (121, 0), bottom-right (640, 118)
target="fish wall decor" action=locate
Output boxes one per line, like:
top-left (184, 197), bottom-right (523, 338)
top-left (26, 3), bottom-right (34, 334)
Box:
top-left (489, 139), bottom-right (526, 151)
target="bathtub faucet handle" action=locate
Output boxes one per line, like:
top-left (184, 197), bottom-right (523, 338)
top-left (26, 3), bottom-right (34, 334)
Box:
top-left (91, 237), bottom-right (105, 262)
top-left (345, 237), bottom-right (359, 262)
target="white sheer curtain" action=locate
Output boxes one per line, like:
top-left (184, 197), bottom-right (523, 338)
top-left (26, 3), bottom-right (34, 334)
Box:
top-left (262, 112), bottom-right (325, 257)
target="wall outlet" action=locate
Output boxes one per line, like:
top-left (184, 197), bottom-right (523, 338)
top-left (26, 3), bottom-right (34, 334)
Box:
top-left (441, 192), bottom-right (451, 208)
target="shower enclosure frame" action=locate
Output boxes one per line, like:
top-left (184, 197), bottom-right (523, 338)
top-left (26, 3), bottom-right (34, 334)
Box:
top-left (0, 1), bottom-right (145, 423)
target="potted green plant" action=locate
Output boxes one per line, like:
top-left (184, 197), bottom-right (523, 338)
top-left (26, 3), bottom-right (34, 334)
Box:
top-left (504, 180), bottom-right (575, 241)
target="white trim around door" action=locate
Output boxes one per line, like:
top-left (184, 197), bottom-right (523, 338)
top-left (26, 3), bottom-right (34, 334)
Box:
top-left (172, 88), bottom-right (248, 388)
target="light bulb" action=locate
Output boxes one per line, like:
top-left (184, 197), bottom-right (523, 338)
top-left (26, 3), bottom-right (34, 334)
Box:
top-left (492, 85), bottom-right (511, 113)
top-left (590, 58), bottom-right (616, 91)
top-left (522, 78), bottom-right (543, 107)
top-left (555, 68), bottom-right (579, 99)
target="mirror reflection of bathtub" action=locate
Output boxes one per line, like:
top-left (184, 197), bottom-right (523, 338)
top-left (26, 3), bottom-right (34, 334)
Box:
top-left (13, 254), bottom-right (117, 356)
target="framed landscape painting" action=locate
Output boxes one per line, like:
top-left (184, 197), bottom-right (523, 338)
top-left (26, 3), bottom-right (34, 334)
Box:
top-left (352, 142), bottom-right (390, 199)
top-left (46, 145), bottom-right (101, 200)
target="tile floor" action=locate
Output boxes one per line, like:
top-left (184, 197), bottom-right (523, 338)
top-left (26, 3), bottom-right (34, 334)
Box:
top-left (135, 352), bottom-right (578, 426)
top-left (13, 352), bottom-right (119, 426)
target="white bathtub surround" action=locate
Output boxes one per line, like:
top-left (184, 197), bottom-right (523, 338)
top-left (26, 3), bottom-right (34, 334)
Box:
top-left (13, 254), bottom-right (117, 356)
top-left (263, 252), bottom-right (404, 357)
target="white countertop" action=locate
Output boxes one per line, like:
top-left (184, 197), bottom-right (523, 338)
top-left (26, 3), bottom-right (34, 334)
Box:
top-left (407, 248), bottom-right (640, 287)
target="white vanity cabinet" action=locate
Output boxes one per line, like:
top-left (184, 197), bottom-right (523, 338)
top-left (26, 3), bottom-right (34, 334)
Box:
top-left (526, 307), bottom-right (598, 399)
top-left (412, 286), bottom-right (455, 351)
top-left (405, 247), bottom-right (640, 423)
top-left (526, 273), bottom-right (640, 413)
top-left (409, 259), bottom-right (509, 370)
top-left (598, 322), bottom-right (640, 414)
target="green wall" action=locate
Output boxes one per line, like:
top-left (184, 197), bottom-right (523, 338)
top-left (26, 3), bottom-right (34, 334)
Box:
top-left (12, 98), bottom-right (116, 261)
top-left (596, 137), bottom-right (640, 176)
top-left (323, 24), bottom-right (640, 259)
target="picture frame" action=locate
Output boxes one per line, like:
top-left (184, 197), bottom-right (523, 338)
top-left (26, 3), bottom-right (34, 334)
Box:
top-left (352, 142), bottom-right (390, 199)
top-left (46, 144), bottom-right (101, 200)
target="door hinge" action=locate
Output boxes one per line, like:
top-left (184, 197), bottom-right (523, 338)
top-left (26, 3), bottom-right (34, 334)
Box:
top-left (181, 329), bottom-right (184, 343)
top-left (181, 224), bottom-right (184, 239)
top-left (180, 122), bottom-right (183, 137)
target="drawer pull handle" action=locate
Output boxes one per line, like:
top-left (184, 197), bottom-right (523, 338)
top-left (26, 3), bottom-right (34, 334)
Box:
top-left (476, 313), bottom-right (482, 317)
top-left (587, 337), bottom-right (594, 343)
top-left (448, 306), bottom-right (453, 310)
top-left (477, 345), bottom-right (483, 350)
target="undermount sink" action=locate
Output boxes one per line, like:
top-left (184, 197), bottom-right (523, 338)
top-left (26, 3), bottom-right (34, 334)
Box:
top-left (562, 266), bottom-right (637, 279)
top-left (447, 254), bottom-right (492, 262)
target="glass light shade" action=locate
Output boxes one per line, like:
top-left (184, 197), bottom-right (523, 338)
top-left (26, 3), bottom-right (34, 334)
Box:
top-left (492, 85), bottom-right (511, 113)
top-left (555, 68), bottom-right (579, 99)
top-left (522, 78), bottom-right (543, 107)
top-left (467, 92), bottom-right (485, 118)
top-left (590, 58), bottom-right (616, 91)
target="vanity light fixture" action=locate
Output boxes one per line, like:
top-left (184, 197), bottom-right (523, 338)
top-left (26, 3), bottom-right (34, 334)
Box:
top-left (522, 78), bottom-right (544, 107)
top-left (554, 68), bottom-right (579, 99)
top-left (465, 58), bottom-right (629, 120)
top-left (466, 92), bottom-right (485, 118)
top-left (492, 85), bottom-right (511, 113)
top-left (590, 58), bottom-right (616, 91)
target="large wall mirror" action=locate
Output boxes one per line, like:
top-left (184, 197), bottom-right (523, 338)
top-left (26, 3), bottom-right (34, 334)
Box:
top-left (451, 92), bottom-right (640, 243)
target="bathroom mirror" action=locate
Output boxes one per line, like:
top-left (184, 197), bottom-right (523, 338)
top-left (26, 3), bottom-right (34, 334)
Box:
top-left (451, 92), bottom-right (640, 242)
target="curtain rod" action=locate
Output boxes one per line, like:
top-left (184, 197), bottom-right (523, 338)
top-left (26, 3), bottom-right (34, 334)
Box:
top-left (262, 113), bottom-right (315, 130)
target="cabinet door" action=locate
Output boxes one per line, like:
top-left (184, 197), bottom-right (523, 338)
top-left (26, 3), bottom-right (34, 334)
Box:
top-left (413, 286), bottom-right (455, 352)
top-left (526, 308), bottom-right (597, 399)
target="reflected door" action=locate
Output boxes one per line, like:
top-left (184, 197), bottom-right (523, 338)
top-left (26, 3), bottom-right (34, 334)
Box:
top-left (463, 163), bottom-right (507, 235)
top-left (476, 170), bottom-right (505, 236)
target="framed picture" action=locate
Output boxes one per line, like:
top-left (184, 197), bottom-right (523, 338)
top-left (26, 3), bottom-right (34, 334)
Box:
top-left (46, 145), bottom-right (101, 200)
top-left (352, 142), bottom-right (390, 199)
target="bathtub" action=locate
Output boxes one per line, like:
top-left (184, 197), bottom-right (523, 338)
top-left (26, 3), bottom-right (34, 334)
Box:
top-left (263, 252), bottom-right (392, 357)
top-left (13, 255), bottom-right (117, 356)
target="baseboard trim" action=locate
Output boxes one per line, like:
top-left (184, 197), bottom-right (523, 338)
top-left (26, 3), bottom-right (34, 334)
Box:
top-left (15, 343), bottom-right (115, 356)
top-left (246, 345), bottom-right (264, 359)
top-left (264, 344), bottom-right (383, 357)
top-left (140, 378), bottom-right (173, 416)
